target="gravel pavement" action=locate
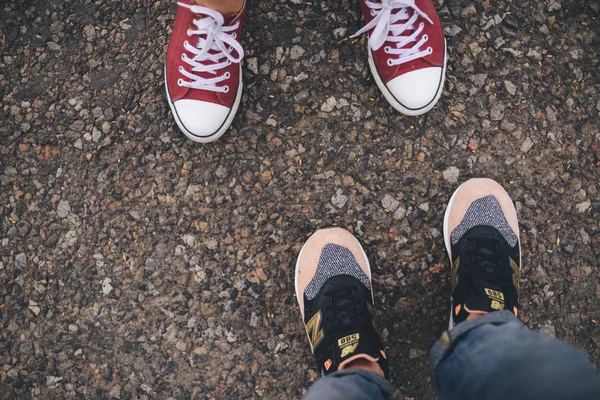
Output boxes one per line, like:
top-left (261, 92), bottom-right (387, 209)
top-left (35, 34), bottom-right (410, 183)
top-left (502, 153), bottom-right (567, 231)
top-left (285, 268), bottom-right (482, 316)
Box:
top-left (1, 0), bottom-right (599, 398)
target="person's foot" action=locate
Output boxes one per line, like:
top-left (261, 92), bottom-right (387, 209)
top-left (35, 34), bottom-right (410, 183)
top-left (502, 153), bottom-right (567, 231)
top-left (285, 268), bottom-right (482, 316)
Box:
top-left (353, 0), bottom-right (446, 116)
top-left (295, 228), bottom-right (389, 377)
top-left (443, 178), bottom-right (522, 328)
top-left (165, 1), bottom-right (245, 143)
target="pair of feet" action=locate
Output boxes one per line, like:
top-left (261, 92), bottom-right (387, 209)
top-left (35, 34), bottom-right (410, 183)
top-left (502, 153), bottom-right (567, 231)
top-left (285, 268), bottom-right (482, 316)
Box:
top-left (165, 0), bottom-right (447, 143)
top-left (295, 178), bottom-right (521, 377)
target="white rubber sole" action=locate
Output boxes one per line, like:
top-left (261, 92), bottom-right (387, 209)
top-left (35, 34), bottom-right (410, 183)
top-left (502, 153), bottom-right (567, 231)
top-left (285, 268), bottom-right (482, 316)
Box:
top-left (442, 184), bottom-right (461, 264)
top-left (367, 39), bottom-right (447, 116)
top-left (442, 181), bottom-right (522, 329)
top-left (442, 185), bottom-right (460, 329)
top-left (164, 65), bottom-right (243, 143)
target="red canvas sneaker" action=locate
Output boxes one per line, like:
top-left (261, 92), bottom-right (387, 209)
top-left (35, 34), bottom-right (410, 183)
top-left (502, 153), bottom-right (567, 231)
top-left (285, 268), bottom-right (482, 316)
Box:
top-left (352, 0), bottom-right (447, 116)
top-left (165, 1), bottom-right (245, 143)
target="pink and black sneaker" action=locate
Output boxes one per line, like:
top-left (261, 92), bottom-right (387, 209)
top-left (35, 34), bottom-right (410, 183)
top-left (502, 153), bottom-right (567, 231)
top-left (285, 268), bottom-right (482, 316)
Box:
top-left (165, 1), bottom-right (245, 143)
top-left (352, 0), bottom-right (447, 116)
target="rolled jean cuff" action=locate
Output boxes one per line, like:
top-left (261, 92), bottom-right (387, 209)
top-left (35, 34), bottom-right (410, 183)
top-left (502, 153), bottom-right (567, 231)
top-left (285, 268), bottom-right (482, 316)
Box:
top-left (430, 310), bottom-right (519, 371)
top-left (328, 368), bottom-right (397, 399)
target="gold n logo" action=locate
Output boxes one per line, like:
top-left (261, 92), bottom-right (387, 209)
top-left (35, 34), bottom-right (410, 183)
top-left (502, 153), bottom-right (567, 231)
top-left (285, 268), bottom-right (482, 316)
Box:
top-left (485, 288), bottom-right (505, 310)
top-left (484, 288), bottom-right (504, 301)
top-left (306, 311), bottom-right (324, 350)
top-left (341, 343), bottom-right (358, 357)
top-left (367, 303), bottom-right (382, 335)
top-left (451, 257), bottom-right (460, 291)
top-left (510, 258), bottom-right (521, 295)
top-left (338, 333), bottom-right (360, 357)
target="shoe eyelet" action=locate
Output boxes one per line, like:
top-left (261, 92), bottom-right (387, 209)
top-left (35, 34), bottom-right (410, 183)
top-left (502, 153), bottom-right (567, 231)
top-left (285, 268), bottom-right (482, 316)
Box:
top-left (420, 22), bottom-right (425, 28)
top-left (187, 29), bottom-right (192, 36)
top-left (228, 59), bottom-right (232, 65)
top-left (223, 86), bottom-right (230, 93)
top-left (370, 9), bottom-right (376, 16)
top-left (384, 46), bottom-right (390, 53)
top-left (183, 40), bottom-right (189, 47)
top-left (422, 34), bottom-right (429, 41)
top-left (178, 66), bottom-right (183, 72)
top-left (387, 59), bottom-right (393, 66)
top-left (428, 47), bottom-right (433, 54)
top-left (181, 53), bottom-right (186, 61)
top-left (177, 78), bottom-right (184, 86)
top-left (224, 72), bottom-right (231, 79)
top-left (233, 32), bottom-right (237, 39)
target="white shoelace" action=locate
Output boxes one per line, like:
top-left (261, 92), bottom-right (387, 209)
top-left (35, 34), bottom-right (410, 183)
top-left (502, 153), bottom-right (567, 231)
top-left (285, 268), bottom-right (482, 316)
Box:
top-left (352, 0), bottom-right (434, 66)
top-left (176, 2), bottom-right (244, 93)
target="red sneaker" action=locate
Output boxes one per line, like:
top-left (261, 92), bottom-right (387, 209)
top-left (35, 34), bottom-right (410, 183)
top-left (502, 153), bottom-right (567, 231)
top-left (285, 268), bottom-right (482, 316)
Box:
top-left (353, 0), bottom-right (447, 116)
top-left (165, 1), bottom-right (245, 143)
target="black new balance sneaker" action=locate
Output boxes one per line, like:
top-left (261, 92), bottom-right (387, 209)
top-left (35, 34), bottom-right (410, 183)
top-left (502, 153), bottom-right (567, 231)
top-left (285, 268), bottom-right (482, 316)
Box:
top-left (443, 178), bottom-right (522, 328)
top-left (294, 228), bottom-right (389, 377)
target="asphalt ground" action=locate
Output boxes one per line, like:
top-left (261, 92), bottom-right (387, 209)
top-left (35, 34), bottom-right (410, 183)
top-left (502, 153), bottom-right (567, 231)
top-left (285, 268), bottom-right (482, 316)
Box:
top-left (1, 0), bottom-right (599, 398)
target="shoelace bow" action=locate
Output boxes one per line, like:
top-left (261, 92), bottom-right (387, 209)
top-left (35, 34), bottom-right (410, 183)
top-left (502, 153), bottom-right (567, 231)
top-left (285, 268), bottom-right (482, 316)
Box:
top-left (351, 0), bottom-right (434, 65)
top-left (177, 2), bottom-right (244, 93)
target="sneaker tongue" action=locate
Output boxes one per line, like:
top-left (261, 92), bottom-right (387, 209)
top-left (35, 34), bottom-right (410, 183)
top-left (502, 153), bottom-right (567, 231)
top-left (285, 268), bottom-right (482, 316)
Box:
top-left (335, 329), bottom-right (381, 370)
top-left (465, 281), bottom-right (507, 313)
top-left (223, 12), bottom-right (238, 25)
top-left (190, 10), bottom-right (238, 25)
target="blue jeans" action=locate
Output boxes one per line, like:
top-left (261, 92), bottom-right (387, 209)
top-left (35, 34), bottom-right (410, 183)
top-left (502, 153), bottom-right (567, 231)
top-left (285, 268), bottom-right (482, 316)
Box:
top-left (303, 311), bottom-right (600, 400)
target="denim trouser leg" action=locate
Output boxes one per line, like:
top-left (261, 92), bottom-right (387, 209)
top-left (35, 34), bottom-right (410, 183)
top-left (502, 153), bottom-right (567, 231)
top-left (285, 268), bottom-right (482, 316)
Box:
top-left (303, 311), bottom-right (600, 400)
top-left (430, 310), bottom-right (600, 400)
top-left (302, 368), bottom-right (396, 400)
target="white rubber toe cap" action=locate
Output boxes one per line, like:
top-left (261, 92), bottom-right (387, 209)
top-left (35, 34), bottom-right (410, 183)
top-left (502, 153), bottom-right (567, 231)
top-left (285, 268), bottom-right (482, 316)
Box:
top-left (386, 67), bottom-right (443, 111)
top-left (172, 99), bottom-right (231, 139)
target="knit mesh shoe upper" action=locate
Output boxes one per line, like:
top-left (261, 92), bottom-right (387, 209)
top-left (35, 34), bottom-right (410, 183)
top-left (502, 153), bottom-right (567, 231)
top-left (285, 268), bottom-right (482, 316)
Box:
top-left (304, 244), bottom-right (372, 301)
top-left (451, 196), bottom-right (519, 247)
